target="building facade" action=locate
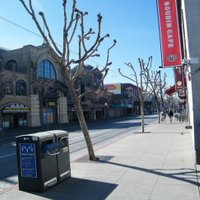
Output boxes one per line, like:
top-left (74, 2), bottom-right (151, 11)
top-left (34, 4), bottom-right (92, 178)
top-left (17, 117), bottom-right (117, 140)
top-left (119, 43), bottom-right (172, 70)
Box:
top-left (68, 65), bottom-right (108, 121)
top-left (158, 0), bottom-right (200, 163)
top-left (104, 83), bottom-right (141, 117)
top-left (0, 44), bottom-right (68, 131)
top-left (180, 0), bottom-right (200, 163)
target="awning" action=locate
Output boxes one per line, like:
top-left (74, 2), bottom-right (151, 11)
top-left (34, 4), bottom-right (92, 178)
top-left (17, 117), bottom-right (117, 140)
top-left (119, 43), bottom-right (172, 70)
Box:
top-left (165, 85), bottom-right (176, 96)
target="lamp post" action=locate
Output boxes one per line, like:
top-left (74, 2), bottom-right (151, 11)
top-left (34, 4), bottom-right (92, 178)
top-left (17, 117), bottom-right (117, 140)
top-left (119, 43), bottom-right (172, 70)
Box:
top-left (104, 102), bottom-right (108, 119)
top-left (157, 69), bottom-right (164, 112)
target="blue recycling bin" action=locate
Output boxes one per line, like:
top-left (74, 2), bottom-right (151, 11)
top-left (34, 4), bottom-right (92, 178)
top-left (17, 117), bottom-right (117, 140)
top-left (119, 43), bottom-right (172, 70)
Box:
top-left (16, 130), bottom-right (70, 192)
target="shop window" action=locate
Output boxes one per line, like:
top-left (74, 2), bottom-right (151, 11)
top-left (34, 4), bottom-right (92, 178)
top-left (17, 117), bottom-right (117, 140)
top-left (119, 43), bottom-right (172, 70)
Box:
top-left (16, 80), bottom-right (27, 96)
top-left (38, 59), bottom-right (56, 80)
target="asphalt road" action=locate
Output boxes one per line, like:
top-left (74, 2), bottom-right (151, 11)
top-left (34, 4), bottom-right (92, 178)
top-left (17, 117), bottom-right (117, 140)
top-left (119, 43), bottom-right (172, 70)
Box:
top-left (0, 115), bottom-right (157, 193)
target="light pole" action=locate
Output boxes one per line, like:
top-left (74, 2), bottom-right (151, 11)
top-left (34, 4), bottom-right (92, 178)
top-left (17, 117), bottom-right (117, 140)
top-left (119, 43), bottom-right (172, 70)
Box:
top-left (104, 102), bottom-right (108, 119)
top-left (157, 69), bottom-right (164, 112)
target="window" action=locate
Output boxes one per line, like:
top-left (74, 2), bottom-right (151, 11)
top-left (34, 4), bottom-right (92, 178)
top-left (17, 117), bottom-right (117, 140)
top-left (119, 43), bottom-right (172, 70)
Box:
top-left (4, 60), bottom-right (17, 71)
top-left (3, 78), bottom-right (13, 95)
top-left (16, 80), bottom-right (27, 96)
top-left (38, 60), bottom-right (56, 80)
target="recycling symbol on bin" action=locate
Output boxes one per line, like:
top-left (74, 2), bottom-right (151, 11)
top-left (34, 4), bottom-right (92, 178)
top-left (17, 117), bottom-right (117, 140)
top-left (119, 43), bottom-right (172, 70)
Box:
top-left (21, 144), bottom-right (34, 153)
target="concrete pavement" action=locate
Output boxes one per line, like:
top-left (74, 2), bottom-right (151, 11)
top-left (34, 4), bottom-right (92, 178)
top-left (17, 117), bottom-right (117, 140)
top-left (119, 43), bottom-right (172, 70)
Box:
top-left (1, 120), bottom-right (200, 200)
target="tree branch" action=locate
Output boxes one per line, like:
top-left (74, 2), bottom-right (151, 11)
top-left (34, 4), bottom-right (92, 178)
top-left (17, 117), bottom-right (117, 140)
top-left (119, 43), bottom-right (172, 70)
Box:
top-left (19, 0), bottom-right (61, 64)
top-left (39, 12), bottom-right (62, 56)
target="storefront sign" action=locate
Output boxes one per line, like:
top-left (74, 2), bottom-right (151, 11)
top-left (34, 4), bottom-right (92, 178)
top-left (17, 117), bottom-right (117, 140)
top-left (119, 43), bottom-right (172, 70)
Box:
top-left (157, 0), bottom-right (182, 67)
top-left (48, 102), bottom-right (55, 106)
top-left (2, 103), bottom-right (30, 113)
top-left (104, 84), bottom-right (121, 94)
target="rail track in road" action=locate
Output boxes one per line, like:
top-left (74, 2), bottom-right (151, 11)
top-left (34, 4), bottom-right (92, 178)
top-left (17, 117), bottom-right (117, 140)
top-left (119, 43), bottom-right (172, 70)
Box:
top-left (0, 116), bottom-right (157, 193)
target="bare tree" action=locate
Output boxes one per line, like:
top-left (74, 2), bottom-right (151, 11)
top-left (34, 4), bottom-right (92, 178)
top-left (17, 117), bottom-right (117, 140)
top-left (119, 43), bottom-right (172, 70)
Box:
top-left (118, 57), bottom-right (153, 133)
top-left (19, 0), bottom-right (116, 160)
top-left (143, 68), bottom-right (167, 123)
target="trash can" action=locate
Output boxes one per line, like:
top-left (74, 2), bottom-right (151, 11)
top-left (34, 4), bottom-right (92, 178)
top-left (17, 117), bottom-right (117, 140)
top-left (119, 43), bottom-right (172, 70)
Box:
top-left (50, 130), bottom-right (71, 182)
top-left (16, 131), bottom-right (61, 192)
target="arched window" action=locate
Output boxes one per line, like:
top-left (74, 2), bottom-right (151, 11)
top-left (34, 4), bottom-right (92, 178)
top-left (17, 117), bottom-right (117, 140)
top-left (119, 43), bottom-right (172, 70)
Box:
top-left (38, 60), bottom-right (56, 80)
top-left (4, 60), bottom-right (17, 71)
top-left (3, 78), bottom-right (13, 95)
top-left (16, 80), bottom-right (27, 96)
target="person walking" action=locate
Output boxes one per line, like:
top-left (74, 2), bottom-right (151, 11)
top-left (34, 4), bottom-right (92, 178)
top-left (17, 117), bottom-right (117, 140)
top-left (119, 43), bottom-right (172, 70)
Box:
top-left (161, 110), bottom-right (167, 122)
top-left (168, 110), bottom-right (174, 123)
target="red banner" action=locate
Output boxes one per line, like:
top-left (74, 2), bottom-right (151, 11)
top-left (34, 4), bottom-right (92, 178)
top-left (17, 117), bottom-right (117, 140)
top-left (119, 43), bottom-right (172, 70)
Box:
top-left (174, 66), bottom-right (183, 91)
top-left (157, 0), bottom-right (182, 67)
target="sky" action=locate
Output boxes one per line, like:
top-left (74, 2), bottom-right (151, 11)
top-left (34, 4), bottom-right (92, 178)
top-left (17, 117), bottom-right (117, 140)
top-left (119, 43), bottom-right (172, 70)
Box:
top-left (0, 0), bottom-right (175, 87)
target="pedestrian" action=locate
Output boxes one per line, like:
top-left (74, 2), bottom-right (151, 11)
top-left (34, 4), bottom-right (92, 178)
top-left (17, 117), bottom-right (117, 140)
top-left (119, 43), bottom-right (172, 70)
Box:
top-left (161, 111), bottom-right (166, 122)
top-left (168, 110), bottom-right (174, 123)
top-left (174, 112), bottom-right (181, 122)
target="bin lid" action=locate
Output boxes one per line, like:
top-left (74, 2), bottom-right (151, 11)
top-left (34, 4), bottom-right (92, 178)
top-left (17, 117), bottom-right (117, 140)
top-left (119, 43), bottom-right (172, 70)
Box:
top-left (48, 130), bottom-right (68, 137)
top-left (16, 131), bottom-right (55, 140)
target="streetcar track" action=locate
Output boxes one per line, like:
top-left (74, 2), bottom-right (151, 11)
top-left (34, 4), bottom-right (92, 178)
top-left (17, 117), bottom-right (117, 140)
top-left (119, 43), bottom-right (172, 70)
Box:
top-left (0, 117), bottom-right (157, 194)
top-left (70, 126), bottom-right (138, 153)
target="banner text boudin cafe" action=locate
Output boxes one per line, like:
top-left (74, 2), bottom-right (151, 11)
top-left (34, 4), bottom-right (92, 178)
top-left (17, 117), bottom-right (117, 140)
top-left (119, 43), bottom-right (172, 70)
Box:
top-left (157, 0), bottom-right (182, 67)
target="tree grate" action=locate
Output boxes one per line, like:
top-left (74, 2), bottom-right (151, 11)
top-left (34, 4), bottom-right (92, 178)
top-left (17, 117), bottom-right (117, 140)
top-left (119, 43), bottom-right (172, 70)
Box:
top-left (75, 155), bottom-right (114, 163)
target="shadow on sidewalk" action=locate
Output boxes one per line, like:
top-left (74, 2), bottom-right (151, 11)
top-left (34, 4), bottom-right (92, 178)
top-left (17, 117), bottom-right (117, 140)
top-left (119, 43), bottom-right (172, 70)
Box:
top-left (99, 160), bottom-right (200, 187)
top-left (29, 177), bottom-right (117, 200)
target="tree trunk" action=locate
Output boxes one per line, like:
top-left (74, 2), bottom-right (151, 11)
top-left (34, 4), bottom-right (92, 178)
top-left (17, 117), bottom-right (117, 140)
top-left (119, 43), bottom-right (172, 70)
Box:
top-left (157, 106), bottom-right (161, 123)
top-left (141, 96), bottom-right (145, 133)
top-left (75, 100), bottom-right (96, 160)
top-left (154, 95), bottom-right (161, 123)
top-left (67, 82), bottom-right (96, 161)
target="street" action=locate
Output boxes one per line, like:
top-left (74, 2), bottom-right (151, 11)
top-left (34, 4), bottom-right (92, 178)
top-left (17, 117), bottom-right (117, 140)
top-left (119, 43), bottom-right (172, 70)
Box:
top-left (0, 115), bottom-right (157, 193)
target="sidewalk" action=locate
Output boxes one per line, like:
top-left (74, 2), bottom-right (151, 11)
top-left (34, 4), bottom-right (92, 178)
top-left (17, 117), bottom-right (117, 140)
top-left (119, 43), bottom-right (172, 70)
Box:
top-left (1, 121), bottom-right (200, 200)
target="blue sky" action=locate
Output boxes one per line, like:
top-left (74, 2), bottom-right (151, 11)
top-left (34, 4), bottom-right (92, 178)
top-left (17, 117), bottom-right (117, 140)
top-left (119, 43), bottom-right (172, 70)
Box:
top-left (0, 0), bottom-right (174, 86)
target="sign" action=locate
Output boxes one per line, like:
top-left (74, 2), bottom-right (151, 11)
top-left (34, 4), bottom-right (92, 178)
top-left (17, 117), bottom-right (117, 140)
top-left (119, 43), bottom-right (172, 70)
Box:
top-left (104, 84), bottom-right (121, 94)
top-left (157, 0), bottom-right (182, 67)
top-left (2, 103), bottom-right (30, 113)
top-left (178, 90), bottom-right (186, 99)
top-left (174, 66), bottom-right (184, 91)
top-left (48, 102), bottom-right (55, 106)
top-left (19, 143), bottom-right (37, 178)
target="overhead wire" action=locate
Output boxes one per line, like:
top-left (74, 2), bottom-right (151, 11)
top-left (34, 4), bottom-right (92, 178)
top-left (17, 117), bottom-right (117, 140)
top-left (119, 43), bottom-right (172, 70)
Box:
top-left (0, 15), bottom-right (119, 77)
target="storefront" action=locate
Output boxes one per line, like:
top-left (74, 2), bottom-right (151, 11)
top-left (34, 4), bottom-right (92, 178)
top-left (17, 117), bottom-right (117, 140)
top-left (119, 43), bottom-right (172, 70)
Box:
top-left (1, 103), bottom-right (30, 129)
top-left (40, 98), bottom-right (57, 126)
